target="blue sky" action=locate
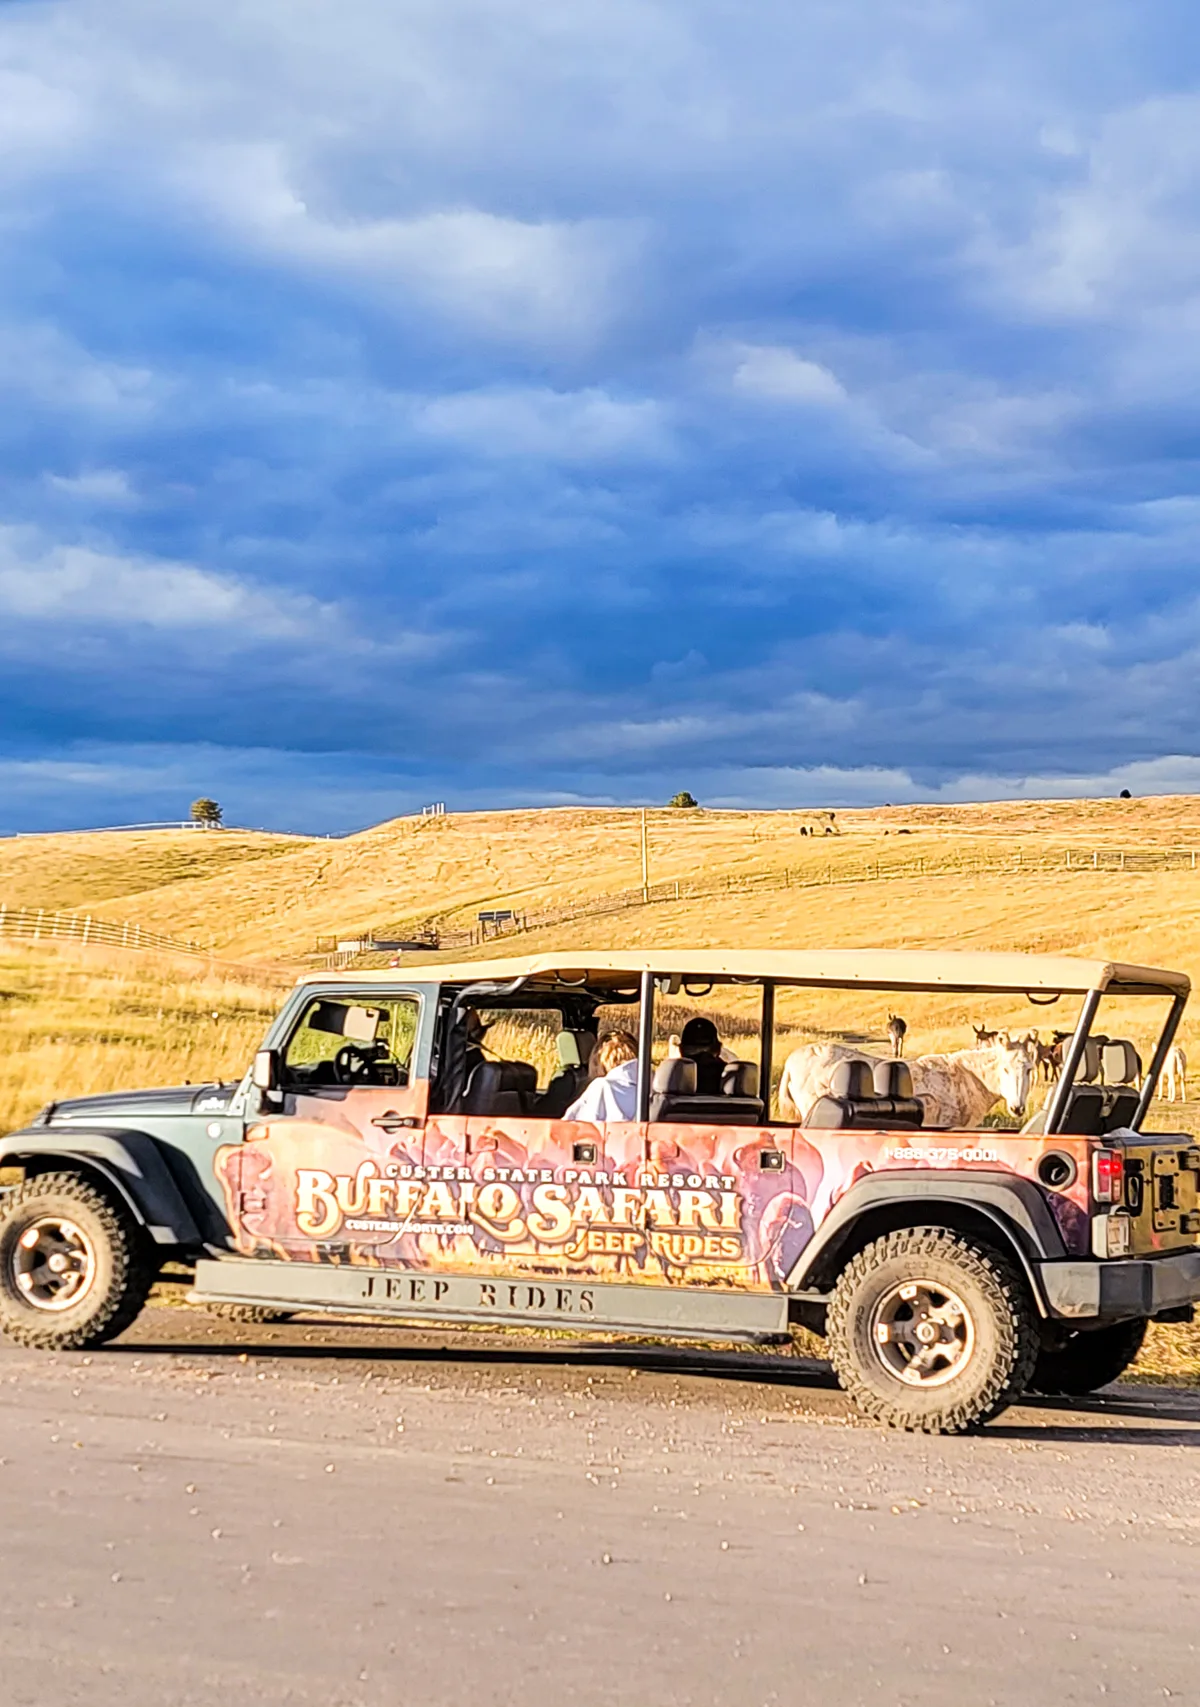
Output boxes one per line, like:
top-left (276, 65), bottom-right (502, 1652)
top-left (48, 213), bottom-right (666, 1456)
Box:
top-left (3, 0), bottom-right (1200, 832)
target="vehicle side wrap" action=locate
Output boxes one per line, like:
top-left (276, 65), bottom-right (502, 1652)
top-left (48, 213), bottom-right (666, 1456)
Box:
top-left (0, 1129), bottom-right (201, 1246)
top-left (213, 1093), bottom-right (1093, 1298)
top-left (785, 1170), bottom-right (1069, 1316)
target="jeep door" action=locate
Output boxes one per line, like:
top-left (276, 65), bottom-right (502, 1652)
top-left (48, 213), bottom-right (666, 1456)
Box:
top-left (640, 1116), bottom-right (821, 1292)
top-left (216, 989), bottom-right (429, 1263)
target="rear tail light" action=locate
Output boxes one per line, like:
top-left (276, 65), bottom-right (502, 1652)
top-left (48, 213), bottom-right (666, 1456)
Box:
top-left (1092, 1148), bottom-right (1125, 1204)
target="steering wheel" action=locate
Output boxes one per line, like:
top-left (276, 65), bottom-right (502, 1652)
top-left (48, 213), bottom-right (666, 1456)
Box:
top-left (333, 1043), bottom-right (377, 1085)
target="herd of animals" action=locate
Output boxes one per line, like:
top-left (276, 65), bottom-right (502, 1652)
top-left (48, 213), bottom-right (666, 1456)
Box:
top-left (775, 1014), bottom-right (1189, 1130)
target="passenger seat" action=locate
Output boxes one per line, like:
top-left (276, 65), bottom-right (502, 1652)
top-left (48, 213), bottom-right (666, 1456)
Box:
top-left (463, 1060), bottom-right (539, 1116)
top-left (649, 1058), bottom-right (764, 1126)
top-left (537, 1030), bottom-right (597, 1117)
top-left (804, 1058), bottom-right (923, 1130)
top-left (1101, 1039), bottom-right (1142, 1087)
top-left (1022, 1084), bottom-right (1139, 1136)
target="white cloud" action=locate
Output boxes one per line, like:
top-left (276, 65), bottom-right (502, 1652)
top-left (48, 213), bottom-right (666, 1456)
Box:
top-left (973, 94), bottom-right (1200, 321)
top-left (415, 386), bottom-right (670, 461)
top-left (172, 142), bottom-right (635, 345)
top-left (729, 343), bottom-right (848, 405)
top-left (0, 526), bottom-right (350, 644)
top-left (0, 325), bottom-right (160, 418)
top-left (704, 756), bottom-right (1200, 809)
top-left (0, 67), bottom-right (84, 167)
top-left (45, 469), bottom-right (138, 505)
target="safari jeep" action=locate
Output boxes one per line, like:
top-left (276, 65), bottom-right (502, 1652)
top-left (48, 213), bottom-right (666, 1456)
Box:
top-left (2, 948), bottom-right (1199, 1433)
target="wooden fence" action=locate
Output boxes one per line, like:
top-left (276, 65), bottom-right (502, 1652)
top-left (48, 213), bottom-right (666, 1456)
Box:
top-left (0, 903), bottom-right (208, 961)
top-left (322, 842), bottom-right (1200, 965)
top-left (501, 843), bottom-right (1200, 937)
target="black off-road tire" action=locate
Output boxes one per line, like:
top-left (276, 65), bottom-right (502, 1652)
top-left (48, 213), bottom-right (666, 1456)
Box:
top-left (205, 1303), bottom-right (295, 1325)
top-left (826, 1227), bottom-right (1039, 1433)
top-left (1028, 1317), bottom-right (1147, 1396)
top-left (0, 1172), bottom-right (154, 1350)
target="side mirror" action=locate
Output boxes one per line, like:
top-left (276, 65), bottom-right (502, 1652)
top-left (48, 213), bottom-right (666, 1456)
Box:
top-left (252, 1048), bottom-right (280, 1091)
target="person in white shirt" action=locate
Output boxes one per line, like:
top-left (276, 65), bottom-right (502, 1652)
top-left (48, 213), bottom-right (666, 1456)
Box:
top-left (565, 1030), bottom-right (640, 1124)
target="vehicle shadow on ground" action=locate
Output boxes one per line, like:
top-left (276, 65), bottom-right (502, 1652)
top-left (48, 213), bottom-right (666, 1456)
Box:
top-left (991, 1386), bottom-right (1200, 1446)
top-left (109, 1330), bottom-right (1200, 1440)
top-left (114, 1331), bottom-right (843, 1386)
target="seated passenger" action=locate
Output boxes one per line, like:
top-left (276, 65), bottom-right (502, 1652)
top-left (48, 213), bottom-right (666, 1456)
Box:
top-left (565, 1030), bottom-right (641, 1123)
top-left (463, 1008), bottom-right (491, 1078)
top-left (679, 1016), bottom-right (728, 1095)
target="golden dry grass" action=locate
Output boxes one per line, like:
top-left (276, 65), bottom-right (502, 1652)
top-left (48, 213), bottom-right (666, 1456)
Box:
top-left (6, 795), bottom-right (1200, 964)
top-left (0, 827), bottom-right (307, 917)
top-left (0, 940), bottom-right (288, 1135)
top-left (7, 796), bottom-right (1200, 1102)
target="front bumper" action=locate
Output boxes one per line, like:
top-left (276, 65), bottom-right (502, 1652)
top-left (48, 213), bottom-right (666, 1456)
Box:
top-left (1038, 1248), bottom-right (1200, 1321)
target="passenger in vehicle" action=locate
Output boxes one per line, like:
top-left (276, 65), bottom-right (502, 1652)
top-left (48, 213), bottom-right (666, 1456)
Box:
top-left (679, 1017), bottom-right (727, 1095)
top-left (565, 1030), bottom-right (641, 1123)
top-left (463, 1009), bottom-right (490, 1078)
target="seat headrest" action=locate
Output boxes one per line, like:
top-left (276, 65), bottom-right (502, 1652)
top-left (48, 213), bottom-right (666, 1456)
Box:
top-left (829, 1059), bottom-right (875, 1100)
top-left (556, 1030), bottom-right (595, 1070)
top-left (1101, 1040), bottom-right (1140, 1086)
top-left (501, 1061), bottom-right (538, 1091)
top-left (722, 1061), bottom-right (759, 1099)
top-left (463, 1061), bottom-right (509, 1113)
top-left (873, 1060), bottom-right (914, 1099)
top-left (653, 1058), bottom-right (697, 1096)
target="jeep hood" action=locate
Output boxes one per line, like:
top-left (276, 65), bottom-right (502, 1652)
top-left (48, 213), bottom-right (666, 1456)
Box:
top-left (46, 1082), bottom-right (239, 1124)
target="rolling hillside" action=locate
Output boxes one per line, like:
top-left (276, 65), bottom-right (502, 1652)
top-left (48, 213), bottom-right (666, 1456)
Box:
top-left (7, 795), bottom-right (1200, 963)
top-left (5, 795), bottom-right (1200, 1093)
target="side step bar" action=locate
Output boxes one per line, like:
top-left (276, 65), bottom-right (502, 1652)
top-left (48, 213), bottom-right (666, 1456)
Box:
top-left (191, 1257), bottom-right (789, 1344)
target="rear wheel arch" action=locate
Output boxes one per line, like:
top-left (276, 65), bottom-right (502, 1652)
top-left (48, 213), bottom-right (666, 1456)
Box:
top-left (792, 1189), bottom-right (1053, 1320)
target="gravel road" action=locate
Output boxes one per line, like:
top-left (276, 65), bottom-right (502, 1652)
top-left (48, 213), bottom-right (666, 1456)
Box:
top-left (1, 1307), bottom-right (1198, 1707)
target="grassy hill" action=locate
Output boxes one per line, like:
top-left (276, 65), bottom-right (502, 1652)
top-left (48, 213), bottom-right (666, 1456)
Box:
top-left (6, 795), bottom-right (1200, 963)
top-left (4, 795), bottom-right (1200, 1067)
top-left (0, 827), bottom-right (310, 914)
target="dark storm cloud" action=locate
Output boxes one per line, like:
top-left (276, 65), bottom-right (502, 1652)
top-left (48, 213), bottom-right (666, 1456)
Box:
top-left (2, 0), bottom-right (1200, 829)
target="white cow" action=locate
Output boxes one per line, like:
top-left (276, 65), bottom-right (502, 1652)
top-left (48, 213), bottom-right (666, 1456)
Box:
top-left (778, 1038), bottom-right (1035, 1129)
top-left (1163, 1044), bottom-right (1188, 1103)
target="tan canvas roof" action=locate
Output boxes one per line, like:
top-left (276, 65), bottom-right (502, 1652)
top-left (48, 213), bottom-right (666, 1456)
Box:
top-left (303, 948), bottom-right (1189, 998)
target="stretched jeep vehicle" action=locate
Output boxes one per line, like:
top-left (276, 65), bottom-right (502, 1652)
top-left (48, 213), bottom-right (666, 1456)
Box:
top-left (1, 948), bottom-right (1198, 1432)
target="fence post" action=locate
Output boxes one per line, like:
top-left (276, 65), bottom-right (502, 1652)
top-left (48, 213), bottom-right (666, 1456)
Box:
top-left (0, 903), bottom-right (5, 937)
top-left (1065, 851), bottom-right (1071, 870)
top-left (83, 914), bottom-right (92, 945)
top-left (34, 908), bottom-right (43, 942)
top-left (1093, 850), bottom-right (1098, 870)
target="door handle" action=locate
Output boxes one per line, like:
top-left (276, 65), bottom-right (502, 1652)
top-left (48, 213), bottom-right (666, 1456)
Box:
top-left (371, 1112), bottom-right (420, 1131)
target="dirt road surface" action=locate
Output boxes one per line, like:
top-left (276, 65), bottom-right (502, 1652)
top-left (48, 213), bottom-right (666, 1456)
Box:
top-left (1, 1308), bottom-right (1198, 1707)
